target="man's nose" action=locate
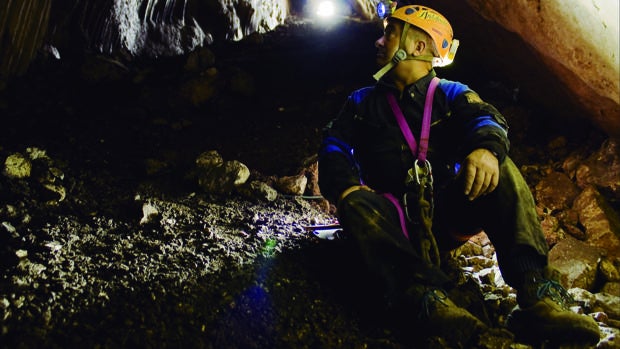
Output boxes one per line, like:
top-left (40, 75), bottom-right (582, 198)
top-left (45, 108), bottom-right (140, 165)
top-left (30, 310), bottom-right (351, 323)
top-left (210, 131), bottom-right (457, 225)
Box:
top-left (375, 36), bottom-right (384, 48)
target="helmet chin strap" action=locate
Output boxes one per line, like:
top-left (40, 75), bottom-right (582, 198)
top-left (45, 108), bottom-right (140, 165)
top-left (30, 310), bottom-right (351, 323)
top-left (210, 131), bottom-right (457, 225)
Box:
top-left (372, 49), bottom-right (435, 81)
top-left (405, 55), bottom-right (434, 62)
top-left (373, 22), bottom-right (435, 81)
top-left (373, 49), bottom-right (406, 81)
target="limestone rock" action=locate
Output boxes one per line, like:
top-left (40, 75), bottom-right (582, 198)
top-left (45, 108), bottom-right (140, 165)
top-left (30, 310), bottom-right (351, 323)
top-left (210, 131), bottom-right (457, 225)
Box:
top-left (568, 288), bottom-right (607, 315)
top-left (196, 151), bottom-right (250, 195)
top-left (275, 174), bottom-right (308, 196)
top-left (601, 282), bottom-right (620, 298)
top-left (540, 213), bottom-right (564, 246)
top-left (187, 0), bottom-right (287, 43)
top-left (140, 202), bottom-right (160, 225)
top-left (535, 171), bottom-right (580, 211)
top-left (599, 258), bottom-right (620, 282)
top-left (347, 0), bottom-right (375, 20)
top-left (4, 153), bottom-right (32, 179)
top-left (573, 186), bottom-right (620, 256)
top-left (593, 292), bottom-right (620, 320)
top-left (575, 139), bottom-right (620, 199)
top-left (238, 181), bottom-right (278, 202)
top-left (549, 236), bottom-right (604, 290)
top-left (303, 159), bottom-right (321, 197)
top-left (196, 150), bottom-right (224, 169)
top-left (3, 148), bottom-right (66, 204)
top-left (225, 161), bottom-right (250, 186)
top-left (562, 151), bottom-right (589, 180)
top-left (82, 0), bottom-right (207, 57)
top-left (466, 0), bottom-right (620, 137)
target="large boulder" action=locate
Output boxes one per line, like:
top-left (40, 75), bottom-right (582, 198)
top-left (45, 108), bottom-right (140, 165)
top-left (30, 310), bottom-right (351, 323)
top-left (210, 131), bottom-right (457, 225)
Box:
top-left (573, 186), bottom-right (620, 256)
top-left (548, 236), bottom-right (605, 290)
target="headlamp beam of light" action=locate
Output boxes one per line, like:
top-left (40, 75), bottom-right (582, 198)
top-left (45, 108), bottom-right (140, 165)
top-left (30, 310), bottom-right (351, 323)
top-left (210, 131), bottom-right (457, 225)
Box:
top-left (316, 1), bottom-right (336, 18)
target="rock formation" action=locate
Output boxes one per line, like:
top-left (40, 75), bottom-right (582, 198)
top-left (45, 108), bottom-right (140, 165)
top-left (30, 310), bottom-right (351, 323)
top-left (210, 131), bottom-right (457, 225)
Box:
top-left (1, 0), bottom-right (618, 137)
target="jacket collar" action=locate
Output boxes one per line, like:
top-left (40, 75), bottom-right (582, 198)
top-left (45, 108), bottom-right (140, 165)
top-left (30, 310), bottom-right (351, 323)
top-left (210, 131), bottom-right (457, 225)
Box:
top-left (376, 70), bottom-right (437, 98)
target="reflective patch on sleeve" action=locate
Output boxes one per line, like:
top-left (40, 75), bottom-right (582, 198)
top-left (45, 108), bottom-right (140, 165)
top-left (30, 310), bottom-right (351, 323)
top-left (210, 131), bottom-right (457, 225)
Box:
top-left (438, 80), bottom-right (468, 103)
top-left (465, 115), bottom-right (508, 138)
top-left (464, 91), bottom-right (483, 104)
top-left (351, 87), bottom-right (373, 105)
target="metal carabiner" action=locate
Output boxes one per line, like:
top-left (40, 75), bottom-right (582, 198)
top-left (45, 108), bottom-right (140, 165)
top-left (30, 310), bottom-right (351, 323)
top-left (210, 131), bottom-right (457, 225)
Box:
top-left (414, 159), bottom-right (433, 187)
top-left (402, 192), bottom-right (413, 222)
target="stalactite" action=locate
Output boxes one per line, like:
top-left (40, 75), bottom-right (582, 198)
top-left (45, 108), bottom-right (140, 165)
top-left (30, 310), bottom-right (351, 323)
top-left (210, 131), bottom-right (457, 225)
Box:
top-left (142, 0), bottom-right (187, 26)
top-left (181, 0), bottom-right (187, 26)
top-left (79, 1), bottom-right (116, 53)
top-left (162, 0), bottom-right (173, 24)
top-left (144, 0), bottom-right (156, 25)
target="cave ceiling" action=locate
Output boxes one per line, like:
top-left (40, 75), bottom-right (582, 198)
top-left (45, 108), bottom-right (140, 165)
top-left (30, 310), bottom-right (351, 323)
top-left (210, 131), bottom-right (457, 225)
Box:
top-left (0, 0), bottom-right (618, 136)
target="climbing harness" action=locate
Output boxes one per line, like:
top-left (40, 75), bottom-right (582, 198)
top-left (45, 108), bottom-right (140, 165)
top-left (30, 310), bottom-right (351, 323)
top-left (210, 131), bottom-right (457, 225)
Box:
top-left (311, 77), bottom-right (442, 258)
top-left (383, 76), bottom-right (441, 266)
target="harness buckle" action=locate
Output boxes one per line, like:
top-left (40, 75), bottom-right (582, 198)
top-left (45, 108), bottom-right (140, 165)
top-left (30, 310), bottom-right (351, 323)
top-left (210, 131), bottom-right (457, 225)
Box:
top-left (414, 159), bottom-right (433, 187)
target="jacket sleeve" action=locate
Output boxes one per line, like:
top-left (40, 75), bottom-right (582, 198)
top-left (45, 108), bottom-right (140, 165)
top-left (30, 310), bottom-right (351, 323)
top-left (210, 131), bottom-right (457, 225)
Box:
top-left (318, 95), bottom-right (364, 204)
top-left (440, 81), bottom-right (510, 162)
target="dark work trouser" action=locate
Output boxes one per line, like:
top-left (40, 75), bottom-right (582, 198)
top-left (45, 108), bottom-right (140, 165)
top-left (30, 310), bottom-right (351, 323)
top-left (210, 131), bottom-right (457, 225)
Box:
top-left (336, 157), bottom-right (549, 301)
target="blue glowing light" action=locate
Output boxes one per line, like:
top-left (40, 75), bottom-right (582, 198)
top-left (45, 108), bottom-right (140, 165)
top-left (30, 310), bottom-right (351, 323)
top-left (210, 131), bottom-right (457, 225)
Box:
top-left (377, 2), bottom-right (387, 18)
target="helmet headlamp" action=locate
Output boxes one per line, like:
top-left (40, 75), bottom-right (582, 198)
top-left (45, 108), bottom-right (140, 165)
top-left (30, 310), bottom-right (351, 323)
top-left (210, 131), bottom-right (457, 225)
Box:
top-left (376, 0), bottom-right (397, 19)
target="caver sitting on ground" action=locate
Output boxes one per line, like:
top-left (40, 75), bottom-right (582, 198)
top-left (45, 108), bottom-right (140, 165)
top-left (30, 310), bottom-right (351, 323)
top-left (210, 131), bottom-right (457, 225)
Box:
top-left (318, 2), bottom-right (601, 346)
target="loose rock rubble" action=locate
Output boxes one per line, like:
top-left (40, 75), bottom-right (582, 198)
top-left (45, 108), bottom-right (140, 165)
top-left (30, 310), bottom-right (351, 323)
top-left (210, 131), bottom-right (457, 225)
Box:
top-left (1, 143), bottom-right (619, 348)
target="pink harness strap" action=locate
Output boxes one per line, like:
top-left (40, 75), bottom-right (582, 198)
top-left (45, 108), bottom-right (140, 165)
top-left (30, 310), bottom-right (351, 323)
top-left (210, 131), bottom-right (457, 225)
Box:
top-left (385, 77), bottom-right (440, 162)
top-left (418, 77), bottom-right (440, 161)
top-left (382, 77), bottom-right (440, 240)
top-left (383, 192), bottom-right (410, 240)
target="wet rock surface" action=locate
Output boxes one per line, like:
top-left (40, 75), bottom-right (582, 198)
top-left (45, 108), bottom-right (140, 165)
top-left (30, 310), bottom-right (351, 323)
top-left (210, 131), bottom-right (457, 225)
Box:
top-left (1, 18), bottom-right (619, 348)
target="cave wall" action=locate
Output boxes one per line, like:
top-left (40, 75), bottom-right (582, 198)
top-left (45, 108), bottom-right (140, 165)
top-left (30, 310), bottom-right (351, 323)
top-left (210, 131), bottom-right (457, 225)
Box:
top-left (0, 0), bottom-right (618, 137)
top-left (0, 0), bottom-right (288, 68)
top-left (466, 0), bottom-right (620, 138)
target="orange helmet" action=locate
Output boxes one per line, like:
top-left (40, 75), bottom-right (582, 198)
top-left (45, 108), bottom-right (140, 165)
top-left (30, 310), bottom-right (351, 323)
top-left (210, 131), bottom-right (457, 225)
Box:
top-left (372, 3), bottom-right (460, 80)
top-left (390, 5), bottom-right (459, 67)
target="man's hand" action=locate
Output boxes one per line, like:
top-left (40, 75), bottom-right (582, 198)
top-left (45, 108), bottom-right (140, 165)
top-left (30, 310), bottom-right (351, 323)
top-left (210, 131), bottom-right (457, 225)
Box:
top-left (459, 148), bottom-right (499, 201)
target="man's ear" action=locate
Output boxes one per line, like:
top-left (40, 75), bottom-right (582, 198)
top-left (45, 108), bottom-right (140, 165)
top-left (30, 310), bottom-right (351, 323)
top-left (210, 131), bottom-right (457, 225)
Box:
top-left (405, 30), bottom-right (426, 56)
top-left (412, 39), bottom-right (426, 56)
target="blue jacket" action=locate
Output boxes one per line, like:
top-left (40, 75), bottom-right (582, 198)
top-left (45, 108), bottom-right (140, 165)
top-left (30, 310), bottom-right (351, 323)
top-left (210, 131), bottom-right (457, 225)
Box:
top-left (318, 70), bottom-right (509, 204)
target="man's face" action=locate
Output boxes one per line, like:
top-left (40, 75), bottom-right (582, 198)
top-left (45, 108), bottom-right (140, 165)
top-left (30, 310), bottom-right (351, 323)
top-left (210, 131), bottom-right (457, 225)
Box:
top-left (375, 19), bottom-right (403, 67)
